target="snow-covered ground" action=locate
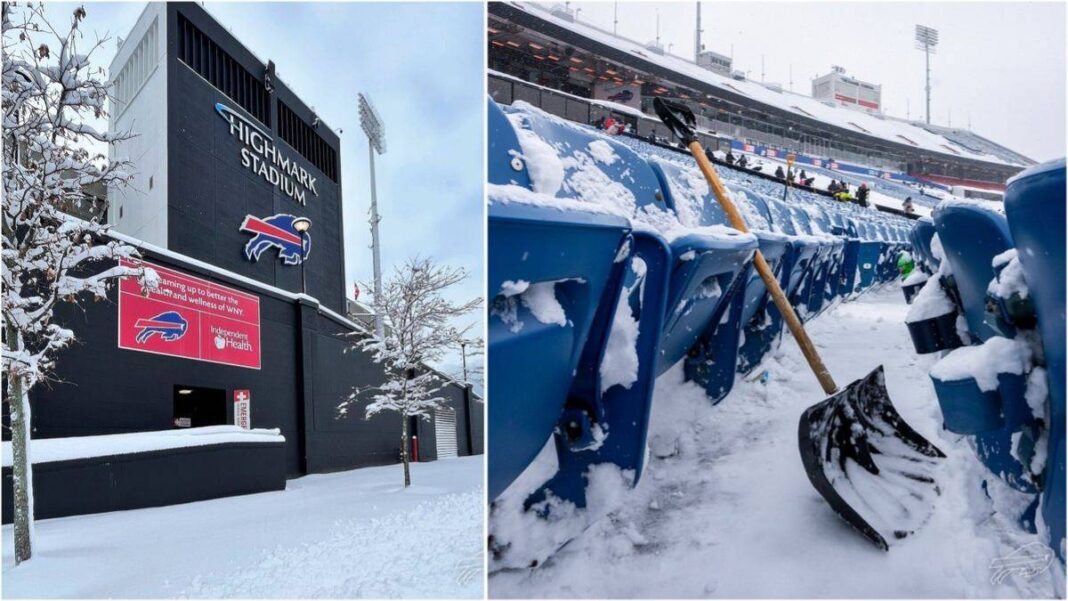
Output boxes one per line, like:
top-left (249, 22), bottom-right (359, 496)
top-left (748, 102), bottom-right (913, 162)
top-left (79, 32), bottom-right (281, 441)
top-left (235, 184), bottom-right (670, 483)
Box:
top-left (3, 456), bottom-right (484, 598)
top-left (490, 287), bottom-right (1063, 598)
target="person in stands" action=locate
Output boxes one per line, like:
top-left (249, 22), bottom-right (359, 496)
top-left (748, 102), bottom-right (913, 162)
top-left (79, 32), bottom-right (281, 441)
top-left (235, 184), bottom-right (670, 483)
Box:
top-left (800, 169), bottom-right (808, 182)
top-left (833, 181), bottom-right (852, 202)
top-left (737, 154), bottom-right (749, 169)
top-left (725, 150), bottom-right (736, 165)
top-left (897, 251), bottom-right (916, 280)
top-left (775, 165), bottom-right (785, 179)
top-left (903, 196), bottom-right (916, 215)
top-left (856, 183), bottom-right (870, 207)
top-left (705, 147), bottom-right (717, 163)
top-left (828, 180), bottom-right (839, 195)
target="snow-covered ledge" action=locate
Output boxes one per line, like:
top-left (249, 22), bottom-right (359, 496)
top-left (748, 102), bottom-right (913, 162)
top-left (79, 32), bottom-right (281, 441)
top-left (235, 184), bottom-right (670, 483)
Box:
top-left (1, 426), bottom-right (284, 468)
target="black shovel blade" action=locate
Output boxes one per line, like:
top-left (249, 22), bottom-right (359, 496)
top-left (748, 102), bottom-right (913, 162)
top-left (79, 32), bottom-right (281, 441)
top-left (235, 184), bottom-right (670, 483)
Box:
top-left (798, 365), bottom-right (946, 550)
top-left (653, 97), bottom-right (698, 144)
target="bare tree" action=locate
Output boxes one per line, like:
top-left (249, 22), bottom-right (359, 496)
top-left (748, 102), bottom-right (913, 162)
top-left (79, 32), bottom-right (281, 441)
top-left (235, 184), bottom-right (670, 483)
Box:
top-left (339, 257), bottom-right (481, 487)
top-left (2, 3), bottom-right (157, 564)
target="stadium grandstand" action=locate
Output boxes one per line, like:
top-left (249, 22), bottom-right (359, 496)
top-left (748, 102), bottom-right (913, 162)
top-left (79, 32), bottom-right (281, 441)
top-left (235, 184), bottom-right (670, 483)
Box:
top-left (487, 1), bottom-right (1035, 194)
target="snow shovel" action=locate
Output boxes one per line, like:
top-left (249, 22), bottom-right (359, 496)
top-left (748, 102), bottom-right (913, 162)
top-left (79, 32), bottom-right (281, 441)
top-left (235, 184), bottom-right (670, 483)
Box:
top-left (653, 97), bottom-right (945, 550)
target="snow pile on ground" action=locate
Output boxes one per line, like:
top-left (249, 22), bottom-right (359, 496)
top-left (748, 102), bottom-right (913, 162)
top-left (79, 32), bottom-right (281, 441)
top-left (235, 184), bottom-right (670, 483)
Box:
top-left (490, 288), bottom-right (1062, 598)
top-left (0, 426), bottom-right (283, 467)
top-left (3, 456), bottom-right (484, 598)
top-left (490, 439), bottom-right (634, 571)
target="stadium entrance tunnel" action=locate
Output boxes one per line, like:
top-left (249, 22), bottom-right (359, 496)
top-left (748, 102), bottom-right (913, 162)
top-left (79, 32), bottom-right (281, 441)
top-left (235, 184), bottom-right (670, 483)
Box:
top-left (173, 385), bottom-right (227, 428)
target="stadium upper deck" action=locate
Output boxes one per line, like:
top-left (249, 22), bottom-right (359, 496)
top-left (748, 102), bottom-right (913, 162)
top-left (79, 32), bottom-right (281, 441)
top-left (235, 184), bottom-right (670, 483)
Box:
top-left (488, 2), bottom-right (1034, 186)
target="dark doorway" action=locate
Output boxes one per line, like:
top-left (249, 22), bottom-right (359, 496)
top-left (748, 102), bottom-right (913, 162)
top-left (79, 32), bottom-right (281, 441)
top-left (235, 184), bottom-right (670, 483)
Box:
top-left (173, 385), bottom-right (227, 428)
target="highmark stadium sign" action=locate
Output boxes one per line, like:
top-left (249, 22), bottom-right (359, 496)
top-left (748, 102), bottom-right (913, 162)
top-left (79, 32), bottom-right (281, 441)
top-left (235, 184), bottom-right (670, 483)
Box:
top-left (216, 103), bottom-right (318, 205)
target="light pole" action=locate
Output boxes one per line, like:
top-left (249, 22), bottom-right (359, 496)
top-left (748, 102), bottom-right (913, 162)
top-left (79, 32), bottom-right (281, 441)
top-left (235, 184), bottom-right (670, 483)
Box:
top-left (694, 1), bottom-right (702, 62)
top-left (915, 25), bottom-right (939, 125)
top-left (460, 341), bottom-right (468, 382)
top-left (292, 216), bottom-right (312, 295)
top-left (358, 92), bottom-right (386, 339)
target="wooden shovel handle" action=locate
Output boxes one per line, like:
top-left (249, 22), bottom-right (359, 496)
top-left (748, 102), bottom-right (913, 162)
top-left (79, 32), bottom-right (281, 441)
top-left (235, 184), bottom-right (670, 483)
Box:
top-left (688, 141), bottom-right (838, 395)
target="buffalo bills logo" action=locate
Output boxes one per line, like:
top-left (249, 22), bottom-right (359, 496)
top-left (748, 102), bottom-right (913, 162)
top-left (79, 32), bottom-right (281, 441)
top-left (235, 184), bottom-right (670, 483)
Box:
top-left (134, 311), bottom-right (188, 343)
top-left (606, 89), bottom-right (634, 103)
top-left (239, 214), bottom-right (310, 265)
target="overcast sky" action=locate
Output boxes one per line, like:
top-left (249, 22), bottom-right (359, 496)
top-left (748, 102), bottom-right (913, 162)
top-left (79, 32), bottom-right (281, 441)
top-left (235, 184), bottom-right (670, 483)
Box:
top-left (46, 2), bottom-right (485, 384)
top-left (551, 1), bottom-right (1065, 162)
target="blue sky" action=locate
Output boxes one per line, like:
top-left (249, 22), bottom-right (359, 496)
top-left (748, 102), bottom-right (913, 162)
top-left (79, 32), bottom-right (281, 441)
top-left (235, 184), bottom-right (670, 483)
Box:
top-left (47, 2), bottom-right (485, 383)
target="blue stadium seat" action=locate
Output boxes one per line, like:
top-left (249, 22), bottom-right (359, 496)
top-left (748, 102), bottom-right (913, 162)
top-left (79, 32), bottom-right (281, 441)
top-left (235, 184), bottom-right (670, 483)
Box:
top-left (854, 220), bottom-right (884, 292)
top-left (932, 202), bottom-right (1014, 342)
top-left (505, 106), bottom-right (757, 383)
top-left (487, 98), bottom-right (633, 500)
top-left (913, 218), bottom-right (939, 273)
top-left (649, 159), bottom-right (785, 391)
top-left (1004, 159), bottom-right (1066, 561)
top-left (827, 212), bottom-right (861, 297)
top-left (763, 197), bottom-right (821, 312)
top-left (909, 217), bottom-right (935, 273)
top-left (931, 200), bottom-right (1039, 497)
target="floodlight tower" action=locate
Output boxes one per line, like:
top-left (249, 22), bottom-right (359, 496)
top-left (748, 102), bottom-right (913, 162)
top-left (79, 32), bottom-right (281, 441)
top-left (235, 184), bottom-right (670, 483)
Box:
top-left (694, 1), bottom-right (703, 62)
top-left (358, 92), bottom-right (386, 339)
top-left (915, 25), bottom-right (939, 125)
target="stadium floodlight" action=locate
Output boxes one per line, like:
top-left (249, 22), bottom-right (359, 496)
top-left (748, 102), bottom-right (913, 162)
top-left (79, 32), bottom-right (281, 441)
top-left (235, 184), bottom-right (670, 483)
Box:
top-left (915, 25), bottom-right (939, 125)
top-left (358, 92), bottom-right (386, 339)
top-left (358, 93), bottom-right (386, 156)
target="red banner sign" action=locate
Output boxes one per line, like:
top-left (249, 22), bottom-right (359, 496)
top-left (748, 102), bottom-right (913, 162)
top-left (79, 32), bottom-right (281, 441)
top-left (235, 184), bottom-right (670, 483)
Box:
top-left (118, 259), bottom-right (261, 369)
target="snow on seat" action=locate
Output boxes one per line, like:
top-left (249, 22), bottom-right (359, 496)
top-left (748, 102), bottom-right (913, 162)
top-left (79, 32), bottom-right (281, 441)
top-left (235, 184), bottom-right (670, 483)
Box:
top-left (793, 204), bottom-right (846, 317)
top-left (648, 158), bottom-right (790, 396)
top-left (929, 198), bottom-right (1044, 500)
top-left (487, 98), bottom-right (634, 500)
top-left (1004, 158), bottom-right (1066, 561)
top-left (812, 204), bottom-right (854, 310)
top-left (824, 211), bottom-right (863, 297)
top-left (491, 101), bottom-right (684, 518)
top-left (760, 197), bottom-right (827, 318)
top-left (503, 102), bottom-right (758, 384)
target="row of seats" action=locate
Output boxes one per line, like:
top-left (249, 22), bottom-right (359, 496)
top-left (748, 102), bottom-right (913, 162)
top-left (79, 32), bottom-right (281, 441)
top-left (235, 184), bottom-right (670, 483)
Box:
top-left (487, 99), bottom-right (914, 514)
top-left (905, 159), bottom-right (1065, 561)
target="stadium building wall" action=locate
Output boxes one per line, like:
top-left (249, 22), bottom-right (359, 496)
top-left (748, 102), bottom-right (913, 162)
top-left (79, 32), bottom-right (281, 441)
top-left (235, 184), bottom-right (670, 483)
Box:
top-left (1, 2), bottom-right (481, 522)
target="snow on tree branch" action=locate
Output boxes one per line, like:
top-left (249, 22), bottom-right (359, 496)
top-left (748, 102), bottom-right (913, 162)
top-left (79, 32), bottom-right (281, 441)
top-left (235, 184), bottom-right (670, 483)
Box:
top-left (338, 256), bottom-right (483, 421)
top-left (2, 1), bottom-right (157, 391)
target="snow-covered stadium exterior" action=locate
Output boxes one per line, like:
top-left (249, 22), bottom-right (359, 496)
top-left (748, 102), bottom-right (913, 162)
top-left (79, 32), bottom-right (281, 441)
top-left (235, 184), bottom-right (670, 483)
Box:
top-left (488, 2), bottom-right (1033, 189)
top-left (2, 3), bottom-right (481, 523)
